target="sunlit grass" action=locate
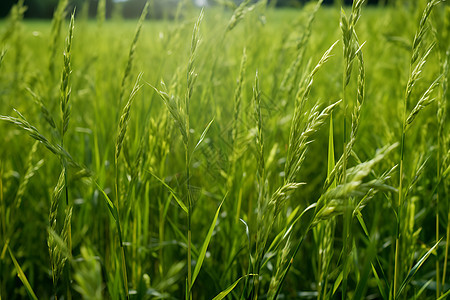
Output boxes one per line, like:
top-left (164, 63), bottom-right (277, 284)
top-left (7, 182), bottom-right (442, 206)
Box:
top-left (0, 0), bottom-right (448, 299)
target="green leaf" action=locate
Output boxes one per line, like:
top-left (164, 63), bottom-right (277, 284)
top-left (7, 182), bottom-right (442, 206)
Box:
top-left (371, 263), bottom-right (388, 300)
top-left (352, 237), bottom-right (377, 300)
top-left (333, 269), bottom-right (343, 295)
top-left (192, 117), bottom-right (214, 155)
top-left (146, 170), bottom-right (188, 214)
top-left (437, 288), bottom-right (450, 300)
top-left (191, 195), bottom-right (226, 289)
top-left (8, 246), bottom-right (38, 300)
top-left (94, 181), bottom-right (118, 221)
top-left (212, 275), bottom-right (255, 300)
top-left (413, 278), bottom-right (432, 299)
top-left (94, 181), bottom-right (123, 245)
top-left (396, 239), bottom-right (442, 298)
top-left (355, 211), bottom-right (369, 237)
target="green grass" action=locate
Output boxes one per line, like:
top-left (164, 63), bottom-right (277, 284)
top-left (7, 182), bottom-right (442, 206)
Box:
top-left (0, 0), bottom-right (449, 299)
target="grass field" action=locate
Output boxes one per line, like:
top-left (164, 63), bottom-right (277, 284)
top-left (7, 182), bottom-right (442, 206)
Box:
top-left (0, 0), bottom-right (449, 299)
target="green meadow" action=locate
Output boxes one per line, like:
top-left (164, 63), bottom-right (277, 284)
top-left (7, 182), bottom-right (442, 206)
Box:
top-left (0, 0), bottom-right (449, 299)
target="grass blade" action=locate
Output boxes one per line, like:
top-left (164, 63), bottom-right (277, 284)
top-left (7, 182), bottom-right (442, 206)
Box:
top-left (371, 263), bottom-right (388, 300)
top-left (192, 117), bottom-right (214, 155)
top-left (94, 181), bottom-right (123, 245)
top-left (146, 170), bottom-right (188, 214)
top-left (191, 195), bottom-right (226, 289)
top-left (8, 246), bottom-right (38, 300)
top-left (396, 239), bottom-right (442, 298)
top-left (212, 275), bottom-right (255, 300)
top-left (437, 289), bottom-right (450, 300)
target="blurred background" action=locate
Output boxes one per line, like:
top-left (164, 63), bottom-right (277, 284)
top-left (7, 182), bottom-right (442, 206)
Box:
top-left (0, 0), bottom-right (391, 19)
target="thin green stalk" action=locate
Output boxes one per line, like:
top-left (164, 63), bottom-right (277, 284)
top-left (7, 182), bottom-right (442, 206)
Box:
top-left (49, 0), bottom-right (68, 79)
top-left (393, 2), bottom-right (441, 296)
top-left (443, 210), bottom-right (450, 291)
top-left (393, 100), bottom-right (407, 299)
top-left (339, 1), bottom-right (365, 297)
top-left (186, 144), bottom-right (192, 300)
top-left (438, 48), bottom-right (449, 297)
top-left (185, 9), bottom-right (203, 299)
top-left (58, 11), bottom-right (74, 299)
top-left (115, 73), bottom-right (143, 299)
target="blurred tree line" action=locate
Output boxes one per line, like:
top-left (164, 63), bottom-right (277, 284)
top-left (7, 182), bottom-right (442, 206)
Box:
top-left (0, 0), bottom-right (387, 19)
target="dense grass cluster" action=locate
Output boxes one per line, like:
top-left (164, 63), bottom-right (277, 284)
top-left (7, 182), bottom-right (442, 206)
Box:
top-left (0, 0), bottom-right (449, 299)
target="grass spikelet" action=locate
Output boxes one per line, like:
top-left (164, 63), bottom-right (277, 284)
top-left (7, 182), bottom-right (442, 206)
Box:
top-left (152, 82), bottom-right (188, 144)
top-left (271, 144), bottom-right (397, 299)
top-left (231, 48), bottom-right (247, 153)
top-left (48, 169), bottom-right (71, 290)
top-left (405, 42), bottom-right (435, 106)
top-left (115, 73), bottom-right (143, 162)
top-left (267, 234), bottom-right (292, 300)
top-left (406, 74), bottom-right (441, 127)
top-left (249, 70), bottom-right (267, 299)
top-left (186, 8), bottom-right (203, 107)
top-left (60, 11), bottom-right (74, 137)
top-left (48, 0), bottom-right (69, 77)
top-left (14, 141), bottom-right (44, 208)
top-left (315, 143), bottom-right (398, 224)
top-left (0, 111), bottom-right (72, 162)
top-left (253, 71), bottom-right (264, 185)
top-left (26, 87), bottom-right (57, 129)
top-left (285, 40), bottom-right (339, 183)
top-left (411, 0), bottom-right (441, 65)
top-left (326, 44), bottom-right (365, 189)
top-left (118, 1), bottom-right (148, 109)
top-left (340, 0), bottom-right (365, 88)
top-left (287, 100), bottom-right (341, 184)
top-left (279, 0), bottom-right (323, 100)
top-left (226, 0), bottom-right (251, 32)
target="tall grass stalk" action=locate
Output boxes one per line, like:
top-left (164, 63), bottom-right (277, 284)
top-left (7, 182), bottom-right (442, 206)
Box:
top-left (229, 48), bottom-right (247, 224)
top-left (278, 0), bottom-right (323, 106)
top-left (55, 11), bottom-right (74, 299)
top-left (393, 0), bottom-right (441, 297)
top-left (250, 41), bottom-right (340, 299)
top-left (438, 48), bottom-right (449, 297)
top-left (338, 1), bottom-right (365, 297)
top-left (111, 4), bottom-right (148, 296)
top-left (153, 9), bottom-right (205, 299)
top-left (49, 0), bottom-right (69, 78)
top-left (224, 48), bottom-right (247, 286)
top-left (117, 1), bottom-right (149, 111)
top-left (114, 73), bottom-right (143, 299)
top-left (186, 10), bottom-right (204, 299)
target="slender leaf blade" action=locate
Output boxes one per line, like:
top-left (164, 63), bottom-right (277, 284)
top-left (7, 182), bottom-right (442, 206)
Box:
top-left (396, 239), bottom-right (442, 298)
top-left (146, 170), bottom-right (188, 214)
top-left (371, 263), bottom-right (388, 300)
top-left (193, 117), bottom-right (214, 154)
top-left (191, 195), bottom-right (226, 289)
top-left (8, 247), bottom-right (38, 300)
top-left (212, 275), bottom-right (255, 300)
